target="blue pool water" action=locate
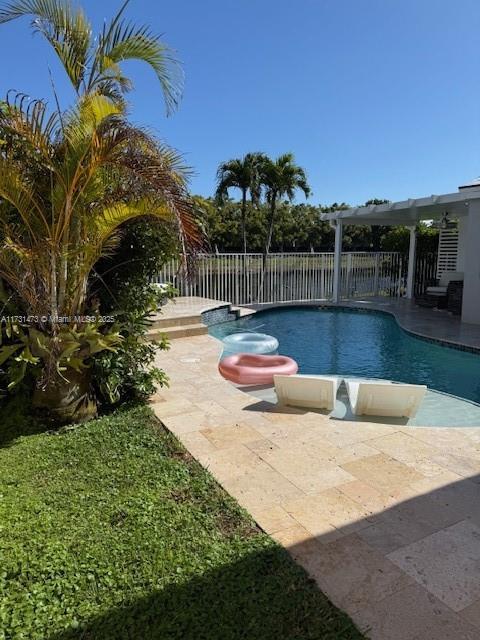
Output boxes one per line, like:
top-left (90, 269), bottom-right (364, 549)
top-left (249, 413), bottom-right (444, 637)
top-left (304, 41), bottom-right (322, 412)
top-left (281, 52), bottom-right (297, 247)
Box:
top-left (210, 307), bottom-right (480, 405)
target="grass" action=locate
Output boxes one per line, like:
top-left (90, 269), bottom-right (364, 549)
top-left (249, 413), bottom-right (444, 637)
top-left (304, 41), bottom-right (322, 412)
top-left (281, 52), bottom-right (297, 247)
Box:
top-left (0, 402), bottom-right (365, 639)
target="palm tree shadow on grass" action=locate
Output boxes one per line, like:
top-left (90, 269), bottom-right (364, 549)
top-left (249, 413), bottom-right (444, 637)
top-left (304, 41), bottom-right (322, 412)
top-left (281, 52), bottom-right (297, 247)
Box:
top-left (48, 546), bottom-right (364, 640)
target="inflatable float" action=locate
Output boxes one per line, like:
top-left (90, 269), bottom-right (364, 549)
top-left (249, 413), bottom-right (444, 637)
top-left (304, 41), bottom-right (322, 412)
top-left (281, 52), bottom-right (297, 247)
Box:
top-left (218, 353), bottom-right (298, 385)
top-left (222, 332), bottom-right (279, 355)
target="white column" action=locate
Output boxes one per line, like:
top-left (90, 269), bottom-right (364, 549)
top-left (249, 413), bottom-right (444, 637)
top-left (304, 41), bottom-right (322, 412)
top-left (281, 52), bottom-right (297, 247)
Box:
top-left (406, 226), bottom-right (417, 299)
top-left (332, 221), bottom-right (343, 302)
top-left (461, 201), bottom-right (480, 324)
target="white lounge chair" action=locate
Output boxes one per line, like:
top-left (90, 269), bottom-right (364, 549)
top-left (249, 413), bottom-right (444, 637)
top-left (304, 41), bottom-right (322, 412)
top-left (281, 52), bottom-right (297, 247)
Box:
top-left (345, 379), bottom-right (426, 418)
top-left (274, 374), bottom-right (341, 411)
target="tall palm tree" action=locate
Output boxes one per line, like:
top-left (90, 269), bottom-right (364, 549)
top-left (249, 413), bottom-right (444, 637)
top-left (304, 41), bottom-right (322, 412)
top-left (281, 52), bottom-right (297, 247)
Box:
top-left (261, 153), bottom-right (311, 257)
top-left (215, 152), bottom-right (266, 254)
top-left (257, 153), bottom-right (310, 299)
top-left (0, 92), bottom-right (201, 421)
top-left (0, 0), bottom-right (182, 114)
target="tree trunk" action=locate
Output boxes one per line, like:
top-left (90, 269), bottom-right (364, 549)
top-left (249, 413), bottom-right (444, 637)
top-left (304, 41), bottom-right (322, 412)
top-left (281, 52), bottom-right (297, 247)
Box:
top-left (241, 190), bottom-right (247, 254)
top-left (256, 196), bottom-right (277, 301)
top-left (33, 369), bottom-right (97, 424)
top-left (264, 197), bottom-right (276, 260)
top-left (240, 190), bottom-right (248, 301)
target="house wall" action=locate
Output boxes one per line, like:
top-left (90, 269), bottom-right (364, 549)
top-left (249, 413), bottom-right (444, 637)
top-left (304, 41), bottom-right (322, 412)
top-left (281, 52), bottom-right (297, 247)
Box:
top-left (461, 201), bottom-right (480, 324)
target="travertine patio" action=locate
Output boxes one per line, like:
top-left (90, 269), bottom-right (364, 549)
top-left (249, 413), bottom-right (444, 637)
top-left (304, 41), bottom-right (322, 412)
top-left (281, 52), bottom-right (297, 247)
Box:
top-left (152, 332), bottom-right (480, 640)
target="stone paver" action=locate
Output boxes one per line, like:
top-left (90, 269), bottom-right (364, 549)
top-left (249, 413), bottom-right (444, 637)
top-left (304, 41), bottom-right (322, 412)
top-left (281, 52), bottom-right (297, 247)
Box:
top-left (288, 532), bottom-right (416, 616)
top-left (155, 296), bottom-right (231, 321)
top-left (258, 445), bottom-right (355, 494)
top-left (152, 330), bottom-right (480, 640)
top-left (200, 423), bottom-right (262, 449)
top-left (341, 453), bottom-right (425, 494)
top-left (388, 520), bottom-right (480, 611)
top-left (460, 599), bottom-right (480, 630)
top-left (353, 583), bottom-right (479, 640)
top-left (358, 492), bottom-right (465, 554)
top-left (247, 504), bottom-right (298, 534)
top-left (283, 488), bottom-right (374, 542)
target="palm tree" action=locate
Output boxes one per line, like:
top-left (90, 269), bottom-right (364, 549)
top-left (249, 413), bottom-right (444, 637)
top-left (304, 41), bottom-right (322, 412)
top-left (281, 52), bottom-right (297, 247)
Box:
top-left (0, 0), bottom-right (201, 421)
top-left (257, 153), bottom-right (310, 299)
top-left (0, 0), bottom-right (182, 114)
top-left (0, 92), bottom-right (201, 421)
top-left (215, 152), bottom-right (266, 254)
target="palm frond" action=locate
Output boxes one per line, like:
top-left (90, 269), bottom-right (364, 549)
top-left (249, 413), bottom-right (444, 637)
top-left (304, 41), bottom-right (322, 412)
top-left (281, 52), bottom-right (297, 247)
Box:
top-left (0, 0), bottom-right (91, 91)
top-left (0, 0), bottom-right (181, 113)
top-left (0, 81), bottom-right (202, 319)
top-left (0, 92), bottom-right (58, 162)
top-left (215, 153), bottom-right (267, 203)
top-left (88, 10), bottom-right (183, 114)
top-left (0, 157), bottom-right (50, 236)
top-left (103, 132), bottom-right (202, 254)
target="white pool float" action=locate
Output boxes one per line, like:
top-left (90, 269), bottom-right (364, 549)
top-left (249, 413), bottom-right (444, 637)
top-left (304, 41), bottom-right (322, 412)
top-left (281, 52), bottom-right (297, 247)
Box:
top-left (222, 332), bottom-right (279, 354)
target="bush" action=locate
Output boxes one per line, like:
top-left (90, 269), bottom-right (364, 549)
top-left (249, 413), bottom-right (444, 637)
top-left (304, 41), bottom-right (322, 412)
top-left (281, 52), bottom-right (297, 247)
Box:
top-left (91, 219), bottom-right (179, 405)
top-left (380, 223), bottom-right (439, 253)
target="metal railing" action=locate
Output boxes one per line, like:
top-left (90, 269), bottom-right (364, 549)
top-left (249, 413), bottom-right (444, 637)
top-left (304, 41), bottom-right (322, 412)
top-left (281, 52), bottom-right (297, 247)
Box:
top-left (414, 252), bottom-right (438, 297)
top-left (155, 252), bottom-right (436, 306)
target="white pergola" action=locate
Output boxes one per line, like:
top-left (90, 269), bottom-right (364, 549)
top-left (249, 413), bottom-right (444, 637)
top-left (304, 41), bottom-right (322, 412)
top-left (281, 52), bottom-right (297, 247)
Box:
top-left (321, 184), bottom-right (480, 325)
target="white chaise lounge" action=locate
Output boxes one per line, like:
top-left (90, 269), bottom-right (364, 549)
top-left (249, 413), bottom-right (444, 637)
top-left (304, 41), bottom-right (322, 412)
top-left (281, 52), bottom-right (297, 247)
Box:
top-left (274, 374), bottom-right (341, 411)
top-left (345, 379), bottom-right (426, 418)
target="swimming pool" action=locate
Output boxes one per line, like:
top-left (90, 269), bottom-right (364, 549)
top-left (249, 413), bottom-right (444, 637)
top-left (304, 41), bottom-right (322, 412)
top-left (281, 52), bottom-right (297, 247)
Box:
top-left (210, 306), bottom-right (480, 405)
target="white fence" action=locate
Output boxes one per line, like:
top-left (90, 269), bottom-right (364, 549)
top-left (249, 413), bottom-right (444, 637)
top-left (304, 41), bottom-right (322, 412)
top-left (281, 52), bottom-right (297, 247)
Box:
top-left (155, 252), bottom-right (408, 305)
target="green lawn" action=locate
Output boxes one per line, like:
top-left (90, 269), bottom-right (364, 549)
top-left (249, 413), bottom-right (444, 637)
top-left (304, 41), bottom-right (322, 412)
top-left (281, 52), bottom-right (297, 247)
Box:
top-left (0, 403), bottom-right (364, 639)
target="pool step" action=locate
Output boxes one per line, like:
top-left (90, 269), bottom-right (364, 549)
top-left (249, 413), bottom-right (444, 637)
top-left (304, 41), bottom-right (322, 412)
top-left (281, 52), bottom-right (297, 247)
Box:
top-left (147, 302), bottom-right (255, 341)
top-left (148, 322), bottom-right (208, 341)
top-left (151, 313), bottom-right (202, 329)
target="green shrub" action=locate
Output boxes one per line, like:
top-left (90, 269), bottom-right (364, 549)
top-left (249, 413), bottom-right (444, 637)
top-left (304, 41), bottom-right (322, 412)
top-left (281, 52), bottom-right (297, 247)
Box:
top-left (91, 219), bottom-right (179, 405)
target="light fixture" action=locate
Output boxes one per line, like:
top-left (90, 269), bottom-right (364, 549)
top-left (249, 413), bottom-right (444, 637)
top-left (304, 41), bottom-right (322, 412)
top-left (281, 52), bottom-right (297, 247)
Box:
top-left (441, 212), bottom-right (450, 229)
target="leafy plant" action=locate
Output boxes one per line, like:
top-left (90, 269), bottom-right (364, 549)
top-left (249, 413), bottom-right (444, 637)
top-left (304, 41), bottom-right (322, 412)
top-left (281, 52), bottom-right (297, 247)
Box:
top-left (0, 320), bottom-right (121, 384)
top-left (0, 319), bottom-right (122, 421)
top-left (0, 1), bottom-right (202, 421)
top-left (92, 286), bottom-right (171, 406)
top-left (91, 219), bottom-right (179, 405)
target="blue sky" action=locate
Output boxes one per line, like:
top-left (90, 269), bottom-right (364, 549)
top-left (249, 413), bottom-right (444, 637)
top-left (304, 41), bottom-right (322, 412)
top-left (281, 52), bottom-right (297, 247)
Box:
top-left (0, 0), bottom-right (479, 206)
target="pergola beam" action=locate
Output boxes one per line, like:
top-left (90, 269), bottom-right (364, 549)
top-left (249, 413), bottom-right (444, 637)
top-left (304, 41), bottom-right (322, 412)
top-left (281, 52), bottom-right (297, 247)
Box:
top-left (331, 217), bottom-right (419, 227)
top-left (321, 189), bottom-right (480, 226)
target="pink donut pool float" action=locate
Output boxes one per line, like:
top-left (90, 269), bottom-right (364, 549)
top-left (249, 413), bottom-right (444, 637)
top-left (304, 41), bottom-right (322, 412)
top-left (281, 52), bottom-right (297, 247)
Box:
top-left (218, 353), bottom-right (298, 385)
